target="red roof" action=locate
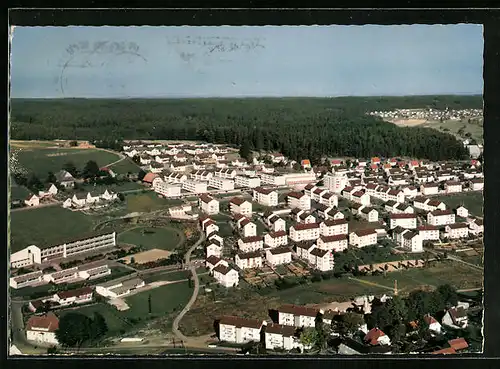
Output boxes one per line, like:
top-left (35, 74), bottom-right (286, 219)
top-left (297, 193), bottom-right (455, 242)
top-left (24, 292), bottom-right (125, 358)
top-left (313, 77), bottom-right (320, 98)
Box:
top-left (320, 234), bottom-right (347, 243)
top-left (430, 209), bottom-right (453, 216)
top-left (230, 197), bottom-right (247, 206)
top-left (26, 312), bottom-right (59, 332)
top-left (390, 213), bottom-right (416, 219)
top-left (241, 236), bottom-right (263, 243)
top-left (418, 225), bottom-right (438, 231)
top-left (288, 192), bottom-right (305, 199)
top-left (371, 157), bottom-right (381, 163)
top-left (448, 338), bottom-right (469, 351)
top-left (354, 229), bottom-right (377, 237)
top-left (293, 222), bottom-right (320, 231)
top-left (322, 219), bottom-right (348, 227)
top-left (268, 230), bottom-right (287, 238)
top-left (301, 159), bottom-right (311, 165)
top-left (364, 328), bottom-right (386, 345)
top-left (432, 347), bottom-right (456, 355)
top-left (142, 172), bottom-right (160, 183)
top-left (56, 286), bottom-right (93, 299)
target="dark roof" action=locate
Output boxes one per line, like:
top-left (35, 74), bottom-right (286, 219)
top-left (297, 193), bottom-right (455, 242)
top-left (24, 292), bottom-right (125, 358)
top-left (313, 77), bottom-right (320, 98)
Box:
top-left (293, 222), bottom-right (320, 231)
top-left (240, 236), bottom-right (263, 243)
top-left (294, 241), bottom-right (316, 250)
top-left (212, 264), bottom-right (233, 275)
top-left (447, 222), bottom-right (468, 229)
top-left (390, 213), bottom-right (416, 219)
top-left (254, 187), bottom-right (276, 195)
top-left (353, 229), bottom-right (377, 237)
top-left (230, 197), bottom-right (247, 205)
top-left (430, 209), bottom-right (453, 216)
top-left (237, 250), bottom-right (262, 259)
top-left (206, 255), bottom-right (221, 265)
top-left (288, 192), bottom-right (305, 199)
top-left (267, 230), bottom-right (287, 238)
top-left (56, 286), bottom-right (93, 299)
top-left (310, 248), bottom-right (329, 257)
top-left (320, 234), bottom-right (348, 243)
top-left (403, 231), bottom-right (418, 240)
top-left (278, 304), bottom-right (319, 317)
top-left (265, 323), bottom-right (296, 337)
top-left (219, 316), bottom-right (263, 329)
top-left (322, 219), bottom-right (348, 227)
top-left (269, 247), bottom-right (292, 255)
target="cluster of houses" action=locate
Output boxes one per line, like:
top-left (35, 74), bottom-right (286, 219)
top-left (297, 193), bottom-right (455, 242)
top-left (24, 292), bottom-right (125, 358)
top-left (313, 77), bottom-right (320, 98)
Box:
top-left (368, 108), bottom-right (482, 123)
top-left (192, 155), bottom-right (483, 289)
top-left (62, 189), bottom-right (118, 209)
top-left (215, 296), bottom-right (472, 354)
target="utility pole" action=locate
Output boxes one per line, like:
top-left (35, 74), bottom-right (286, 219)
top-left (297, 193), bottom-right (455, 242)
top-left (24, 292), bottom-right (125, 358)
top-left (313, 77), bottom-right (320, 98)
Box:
top-left (394, 280), bottom-right (398, 296)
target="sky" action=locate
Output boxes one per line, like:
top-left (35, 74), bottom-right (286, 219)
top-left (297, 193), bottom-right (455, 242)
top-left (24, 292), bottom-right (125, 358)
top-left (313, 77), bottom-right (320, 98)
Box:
top-left (10, 24), bottom-right (484, 98)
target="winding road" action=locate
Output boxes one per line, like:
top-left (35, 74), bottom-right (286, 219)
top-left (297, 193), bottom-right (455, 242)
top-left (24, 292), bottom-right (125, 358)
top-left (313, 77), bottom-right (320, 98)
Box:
top-left (171, 224), bottom-right (206, 344)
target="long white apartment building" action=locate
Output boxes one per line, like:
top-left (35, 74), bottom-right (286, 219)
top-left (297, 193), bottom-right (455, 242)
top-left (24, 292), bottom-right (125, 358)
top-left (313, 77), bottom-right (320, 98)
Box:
top-left (235, 175), bottom-right (261, 188)
top-left (182, 180), bottom-right (208, 194)
top-left (260, 173), bottom-right (287, 186)
top-left (153, 179), bottom-right (182, 198)
top-left (283, 172), bottom-right (317, 187)
top-left (208, 176), bottom-right (235, 191)
top-left (11, 231), bottom-right (116, 269)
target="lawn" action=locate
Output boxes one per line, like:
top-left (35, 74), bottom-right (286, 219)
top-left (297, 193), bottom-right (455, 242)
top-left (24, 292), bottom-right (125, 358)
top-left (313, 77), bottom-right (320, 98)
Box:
top-left (123, 281), bottom-right (192, 318)
top-left (434, 192), bottom-right (483, 216)
top-left (107, 158), bottom-right (141, 174)
top-left (117, 226), bottom-right (183, 250)
top-left (143, 267), bottom-right (207, 283)
top-left (10, 206), bottom-right (95, 252)
top-left (354, 261), bottom-right (483, 293)
top-left (124, 192), bottom-right (176, 213)
top-left (423, 119), bottom-right (483, 144)
top-left (10, 184), bottom-right (30, 201)
top-left (13, 147), bottom-right (120, 178)
top-left (76, 181), bottom-right (144, 195)
top-left (58, 303), bottom-right (129, 334)
top-left (218, 223), bottom-right (234, 237)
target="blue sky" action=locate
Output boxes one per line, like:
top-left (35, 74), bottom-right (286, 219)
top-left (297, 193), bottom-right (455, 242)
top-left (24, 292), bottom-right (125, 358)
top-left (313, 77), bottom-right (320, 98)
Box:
top-left (10, 24), bottom-right (483, 98)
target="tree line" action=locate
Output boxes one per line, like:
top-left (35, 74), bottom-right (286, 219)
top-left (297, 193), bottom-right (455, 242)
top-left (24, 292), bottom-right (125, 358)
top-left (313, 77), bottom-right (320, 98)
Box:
top-left (10, 96), bottom-right (480, 162)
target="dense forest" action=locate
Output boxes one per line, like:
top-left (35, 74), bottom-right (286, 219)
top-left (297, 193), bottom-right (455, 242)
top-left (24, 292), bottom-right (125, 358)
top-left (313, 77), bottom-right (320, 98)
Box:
top-left (10, 95), bottom-right (482, 162)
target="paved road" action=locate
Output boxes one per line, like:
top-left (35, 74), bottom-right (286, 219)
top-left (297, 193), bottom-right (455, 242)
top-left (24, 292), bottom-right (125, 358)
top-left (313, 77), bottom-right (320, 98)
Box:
top-left (171, 224), bottom-right (206, 343)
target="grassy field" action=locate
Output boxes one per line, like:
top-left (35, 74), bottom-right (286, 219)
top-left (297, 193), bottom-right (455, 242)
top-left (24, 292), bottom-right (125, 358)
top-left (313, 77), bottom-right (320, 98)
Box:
top-left (12, 147), bottom-right (120, 178)
top-left (423, 119), bottom-right (483, 144)
top-left (10, 184), bottom-right (30, 201)
top-left (123, 282), bottom-right (192, 318)
top-left (434, 191), bottom-right (483, 216)
top-left (10, 207), bottom-right (95, 252)
top-left (117, 226), bottom-right (182, 251)
top-left (124, 192), bottom-right (177, 213)
top-left (143, 267), bottom-right (206, 283)
top-left (76, 181), bottom-right (144, 195)
top-left (58, 303), bottom-right (130, 334)
top-left (107, 158), bottom-right (141, 174)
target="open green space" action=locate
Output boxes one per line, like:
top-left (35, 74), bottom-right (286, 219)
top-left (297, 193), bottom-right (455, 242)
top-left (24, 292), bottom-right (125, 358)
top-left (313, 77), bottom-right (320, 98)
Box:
top-left (117, 226), bottom-right (182, 251)
top-left (218, 223), bottom-right (233, 237)
top-left (58, 303), bottom-right (129, 334)
top-left (13, 148), bottom-right (120, 178)
top-left (74, 181), bottom-right (144, 196)
top-left (10, 184), bottom-right (30, 201)
top-left (124, 192), bottom-right (177, 213)
top-left (423, 119), bottom-right (483, 145)
top-left (143, 267), bottom-right (206, 283)
top-left (123, 281), bottom-right (192, 318)
top-left (10, 206), bottom-right (95, 252)
top-left (434, 191), bottom-right (483, 216)
top-left (107, 158), bottom-right (141, 174)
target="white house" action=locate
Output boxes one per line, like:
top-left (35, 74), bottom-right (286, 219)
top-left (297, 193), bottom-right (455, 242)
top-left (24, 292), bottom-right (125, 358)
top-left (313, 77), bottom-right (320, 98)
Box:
top-left (427, 210), bottom-right (456, 226)
top-left (417, 225), bottom-right (440, 241)
top-left (240, 218), bottom-right (257, 238)
top-left (206, 240), bottom-right (223, 258)
top-left (212, 264), bottom-right (239, 288)
top-left (96, 278), bottom-right (145, 298)
top-left (182, 180), bottom-right (208, 194)
top-left (389, 213), bottom-right (417, 229)
top-left (316, 234), bottom-right (348, 252)
top-left (265, 323), bottom-right (301, 351)
top-left (287, 192), bottom-right (311, 211)
top-left (268, 215), bottom-right (287, 232)
top-left (26, 312), bottom-right (60, 346)
top-left (420, 183), bottom-right (439, 196)
top-left (218, 316), bottom-right (264, 344)
top-left (191, 170), bottom-right (213, 181)
top-left (260, 173), bottom-right (287, 186)
top-left (56, 170), bottom-right (75, 188)
top-left (445, 223), bottom-right (469, 239)
top-left (386, 189), bottom-right (405, 204)
top-left (455, 206), bottom-right (469, 218)
top-left (215, 168), bottom-right (237, 179)
top-left (206, 255), bottom-right (224, 271)
top-left (289, 223), bottom-right (320, 242)
top-left (238, 236), bottom-right (264, 252)
top-left (235, 250), bottom-right (263, 269)
top-left (229, 197), bottom-right (253, 216)
top-left (38, 184), bottom-right (58, 198)
top-left (468, 218), bottom-right (483, 235)
top-left (295, 241), bottom-right (316, 260)
top-left (253, 187), bottom-right (279, 207)
top-left (208, 176), bottom-right (235, 191)
top-left (320, 219), bottom-right (349, 236)
top-left (278, 304), bottom-right (318, 328)
top-left (359, 207), bottom-right (379, 222)
top-left (469, 178), bottom-right (484, 191)
top-left (445, 181), bottom-right (463, 194)
top-left (235, 175), bottom-right (261, 188)
top-left (401, 231), bottom-right (423, 253)
top-left (442, 307), bottom-right (468, 329)
top-left (324, 171), bottom-right (348, 193)
top-left (364, 328), bottom-right (391, 346)
top-left (423, 314), bottom-right (442, 335)
top-left (24, 194), bottom-right (40, 207)
top-left (349, 229), bottom-right (378, 248)
top-left (264, 230), bottom-right (289, 248)
top-left (350, 190), bottom-right (371, 206)
top-left (199, 194), bottom-right (220, 215)
top-left (52, 286), bottom-right (94, 307)
top-left (324, 209), bottom-right (345, 221)
top-left (204, 220), bottom-right (220, 237)
top-left (309, 247), bottom-right (334, 271)
top-left (265, 247), bottom-right (292, 266)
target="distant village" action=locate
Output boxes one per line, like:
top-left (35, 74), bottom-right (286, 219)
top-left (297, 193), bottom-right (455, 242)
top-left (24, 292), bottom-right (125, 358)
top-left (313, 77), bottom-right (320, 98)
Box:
top-left (368, 108), bottom-right (483, 122)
